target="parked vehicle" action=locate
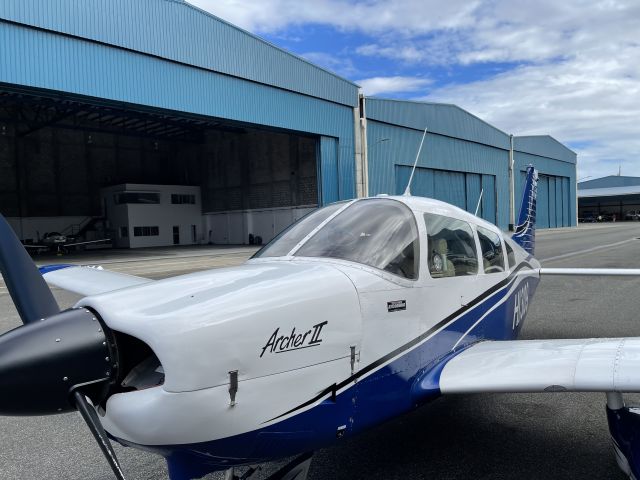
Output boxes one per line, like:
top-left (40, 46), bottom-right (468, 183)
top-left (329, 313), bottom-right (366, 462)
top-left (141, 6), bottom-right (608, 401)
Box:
top-left (579, 211), bottom-right (598, 223)
top-left (625, 210), bottom-right (640, 221)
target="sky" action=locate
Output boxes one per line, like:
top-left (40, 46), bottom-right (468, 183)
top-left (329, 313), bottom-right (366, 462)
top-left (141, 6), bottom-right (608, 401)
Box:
top-left (188, 0), bottom-right (640, 180)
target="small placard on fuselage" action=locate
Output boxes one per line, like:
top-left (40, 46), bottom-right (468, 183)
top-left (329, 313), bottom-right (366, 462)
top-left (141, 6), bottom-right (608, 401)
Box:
top-left (387, 300), bottom-right (406, 312)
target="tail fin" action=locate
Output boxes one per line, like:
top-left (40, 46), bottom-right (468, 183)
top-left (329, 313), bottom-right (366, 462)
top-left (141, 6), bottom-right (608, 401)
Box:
top-left (512, 165), bottom-right (538, 255)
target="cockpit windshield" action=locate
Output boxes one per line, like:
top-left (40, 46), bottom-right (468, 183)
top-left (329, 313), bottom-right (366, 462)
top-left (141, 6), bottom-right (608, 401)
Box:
top-left (296, 199), bottom-right (419, 278)
top-left (253, 202), bottom-right (346, 258)
top-left (255, 198), bottom-right (419, 279)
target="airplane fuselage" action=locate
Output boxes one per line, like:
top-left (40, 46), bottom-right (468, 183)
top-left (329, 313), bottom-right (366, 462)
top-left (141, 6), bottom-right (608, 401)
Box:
top-left (76, 196), bottom-right (540, 478)
top-left (23, 167), bottom-right (640, 480)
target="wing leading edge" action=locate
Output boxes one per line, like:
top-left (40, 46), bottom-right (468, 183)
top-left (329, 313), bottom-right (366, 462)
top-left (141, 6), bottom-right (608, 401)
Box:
top-left (40, 265), bottom-right (152, 296)
top-left (435, 338), bottom-right (640, 479)
top-left (438, 338), bottom-right (640, 394)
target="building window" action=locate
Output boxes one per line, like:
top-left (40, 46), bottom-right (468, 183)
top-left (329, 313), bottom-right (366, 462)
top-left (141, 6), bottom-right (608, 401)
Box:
top-left (114, 192), bottom-right (160, 204)
top-left (120, 227), bottom-right (128, 238)
top-left (134, 226), bottom-right (160, 237)
top-left (171, 194), bottom-right (196, 204)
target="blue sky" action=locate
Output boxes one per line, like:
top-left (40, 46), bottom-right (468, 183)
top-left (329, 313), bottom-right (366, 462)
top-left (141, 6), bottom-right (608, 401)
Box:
top-left (189, 0), bottom-right (640, 180)
top-left (263, 24), bottom-right (525, 95)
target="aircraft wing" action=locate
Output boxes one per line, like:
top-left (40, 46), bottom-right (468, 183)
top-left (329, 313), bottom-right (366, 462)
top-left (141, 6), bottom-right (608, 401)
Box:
top-left (39, 264), bottom-right (152, 296)
top-left (63, 238), bottom-right (112, 247)
top-left (437, 338), bottom-right (640, 394)
top-left (539, 267), bottom-right (640, 277)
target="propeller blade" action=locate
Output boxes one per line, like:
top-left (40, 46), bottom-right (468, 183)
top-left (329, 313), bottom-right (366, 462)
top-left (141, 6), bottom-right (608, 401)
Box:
top-left (0, 217), bottom-right (125, 478)
top-left (74, 391), bottom-right (126, 480)
top-left (0, 214), bottom-right (59, 324)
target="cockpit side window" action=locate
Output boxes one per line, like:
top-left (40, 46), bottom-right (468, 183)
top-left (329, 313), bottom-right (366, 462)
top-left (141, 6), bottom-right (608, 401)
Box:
top-left (477, 226), bottom-right (506, 274)
top-left (505, 240), bottom-right (516, 269)
top-left (424, 213), bottom-right (478, 278)
top-left (253, 202), bottom-right (345, 258)
top-left (295, 199), bottom-right (420, 279)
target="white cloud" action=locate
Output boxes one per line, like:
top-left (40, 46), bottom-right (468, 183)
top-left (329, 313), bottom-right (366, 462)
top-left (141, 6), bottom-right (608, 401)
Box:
top-left (347, 1), bottom-right (640, 68)
top-left (186, 0), bottom-right (640, 66)
top-left (356, 44), bottom-right (425, 63)
top-left (186, 0), bottom-right (481, 35)
top-left (422, 52), bottom-right (640, 179)
top-left (357, 76), bottom-right (432, 96)
top-left (185, 0), bottom-right (640, 179)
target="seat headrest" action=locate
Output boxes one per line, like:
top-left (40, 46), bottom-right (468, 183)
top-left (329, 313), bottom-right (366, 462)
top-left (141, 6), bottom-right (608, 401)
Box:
top-left (435, 238), bottom-right (448, 255)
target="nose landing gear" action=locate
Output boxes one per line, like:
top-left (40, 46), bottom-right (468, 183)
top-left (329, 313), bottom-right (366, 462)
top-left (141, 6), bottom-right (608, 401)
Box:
top-left (223, 452), bottom-right (313, 480)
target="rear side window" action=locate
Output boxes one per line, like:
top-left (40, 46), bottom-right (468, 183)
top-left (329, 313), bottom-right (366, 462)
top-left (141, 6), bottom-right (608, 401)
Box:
top-left (505, 241), bottom-right (516, 269)
top-left (478, 226), bottom-right (505, 274)
top-left (424, 213), bottom-right (478, 278)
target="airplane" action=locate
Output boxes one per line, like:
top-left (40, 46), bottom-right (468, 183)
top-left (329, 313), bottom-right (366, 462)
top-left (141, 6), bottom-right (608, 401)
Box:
top-left (2, 165), bottom-right (640, 480)
top-left (23, 231), bottom-right (112, 255)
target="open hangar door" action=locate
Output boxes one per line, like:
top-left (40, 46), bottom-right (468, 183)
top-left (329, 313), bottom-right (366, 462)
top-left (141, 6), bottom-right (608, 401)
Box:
top-left (0, 88), bottom-right (319, 247)
top-left (0, 89), bottom-right (204, 245)
top-left (578, 194), bottom-right (640, 221)
top-left (202, 129), bottom-right (319, 245)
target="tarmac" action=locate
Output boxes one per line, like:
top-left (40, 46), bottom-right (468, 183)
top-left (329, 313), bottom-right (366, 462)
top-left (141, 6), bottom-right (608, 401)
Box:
top-left (1, 222), bottom-right (640, 479)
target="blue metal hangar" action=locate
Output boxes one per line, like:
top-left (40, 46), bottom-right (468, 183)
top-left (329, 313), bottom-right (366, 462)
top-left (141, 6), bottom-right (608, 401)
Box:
top-left (363, 99), bottom-right (577, 230)
top-left (0, 0), bottom-right (577, 248)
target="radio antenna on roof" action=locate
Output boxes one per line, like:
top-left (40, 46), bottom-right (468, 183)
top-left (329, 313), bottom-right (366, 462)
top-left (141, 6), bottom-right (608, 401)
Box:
top-left (403, 126), bottom-right (428, 196)
top-left (474, 189), bottom-right (484, 216)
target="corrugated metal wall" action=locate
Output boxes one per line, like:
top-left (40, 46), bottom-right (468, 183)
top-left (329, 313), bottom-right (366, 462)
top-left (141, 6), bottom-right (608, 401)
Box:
top-left (513, 135), bottom-right (575, 164)
top-left (514, 150), bottom-right (576, 227)
top-left (366, 102), bottom-right (577, 230)
top-left (320, 137), bottom-right (339, 203)
top-left (395, 167), bottom-right (498, 224)
top-left (366, 118), bottom-right (510, 229)
top-left (0, 1), bottom-right (578, 222)
top-left (0, 17), bottom-right (357, 202)
top-left (365, 98), bottom-right (510, 150)
top-left (0, 0), bottom-right (358, 106)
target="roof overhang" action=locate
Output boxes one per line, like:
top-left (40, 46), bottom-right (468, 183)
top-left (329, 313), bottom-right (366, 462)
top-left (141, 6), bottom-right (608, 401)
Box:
top-left (578, 186), bottom-right (640, 198)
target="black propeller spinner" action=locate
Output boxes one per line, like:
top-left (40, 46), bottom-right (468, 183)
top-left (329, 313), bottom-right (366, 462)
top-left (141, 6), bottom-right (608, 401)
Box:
top-left (0, 214), bottom-right (126, 479)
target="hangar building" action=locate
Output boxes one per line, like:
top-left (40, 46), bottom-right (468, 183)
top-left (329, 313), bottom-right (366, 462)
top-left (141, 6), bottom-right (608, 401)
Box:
top-left (0, 0), bottom-right (360, 246)
top-left (363, 99), bottom-right (577, 229)
top-left (578, 176), bottom-right (640, 220)
top-left (0, 0), bottom-right (577, 248)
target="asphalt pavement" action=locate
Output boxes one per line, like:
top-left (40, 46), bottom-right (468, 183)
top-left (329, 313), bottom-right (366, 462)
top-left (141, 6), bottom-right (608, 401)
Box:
top-left (1, 222), bottom-right (640, 479)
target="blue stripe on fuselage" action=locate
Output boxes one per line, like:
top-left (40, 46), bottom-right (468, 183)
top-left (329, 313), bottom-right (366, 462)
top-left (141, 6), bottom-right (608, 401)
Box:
top-left (38, 264), bottom-right (73, 275)
top-left (117, 268), bottom-right (539, 480)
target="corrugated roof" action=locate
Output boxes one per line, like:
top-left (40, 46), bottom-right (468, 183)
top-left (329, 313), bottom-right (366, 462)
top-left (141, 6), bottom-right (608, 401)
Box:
top-left (578, 175), bottom-right (640, 190)
top-left (0, 0), bottom-right (359, 106)
top-left (578, 185), bottom-right (640, 198)
top-left (0, 21), bottom-right (356, 137)
top-left (513, 135), bottom-right (576, 164)
top-left (364, 97), bottom-right (510, 150)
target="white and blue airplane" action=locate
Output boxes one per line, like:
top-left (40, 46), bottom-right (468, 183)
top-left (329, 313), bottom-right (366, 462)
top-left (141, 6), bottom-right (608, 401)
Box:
top-left (2, 166), bottom-right (640, 480)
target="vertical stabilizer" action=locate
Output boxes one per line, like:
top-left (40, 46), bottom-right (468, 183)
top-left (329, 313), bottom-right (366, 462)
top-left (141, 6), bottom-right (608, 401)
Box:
top-left (512, 165), bottom-right (538, 255)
